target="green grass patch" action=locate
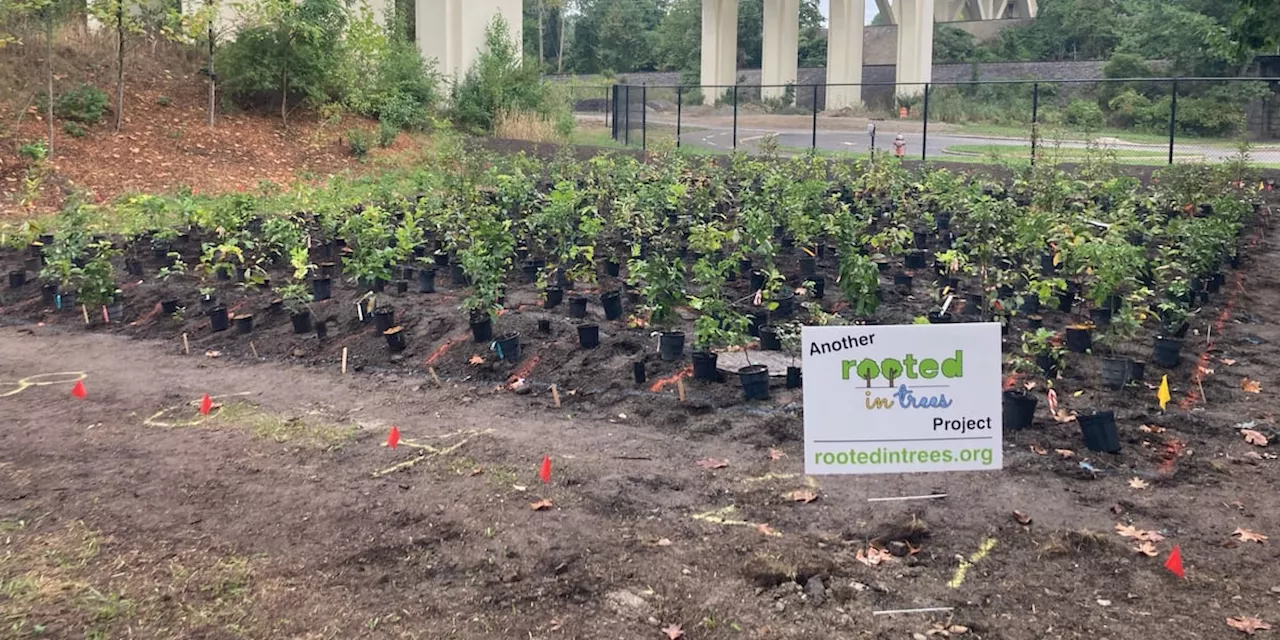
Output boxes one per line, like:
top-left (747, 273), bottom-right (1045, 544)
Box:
top-left (212, 401), bottom-right (357, 450)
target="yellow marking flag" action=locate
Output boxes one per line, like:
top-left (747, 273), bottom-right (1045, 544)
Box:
top-left (1158, 375), bottom-right (1171, 410)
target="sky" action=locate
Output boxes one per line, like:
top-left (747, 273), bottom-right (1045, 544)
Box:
top-left (817, 0), bottom-right (880, 25)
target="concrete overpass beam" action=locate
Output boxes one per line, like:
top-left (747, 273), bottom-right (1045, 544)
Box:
top-left (895, 0), bottom-right (934, 98)
top-left (825, 0), bottom-right (865, 109)
top-left (700, 0), bottom-right (740, 100)
top-left (874, 0), bottom-right (898, 24)
top-left (417, 0), bottom-right (522, 82)
top-left (761, 0), bottom-right (800, 101)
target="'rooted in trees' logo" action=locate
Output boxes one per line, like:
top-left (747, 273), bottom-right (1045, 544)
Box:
top-left (840, 351), bottom-right (965, 387)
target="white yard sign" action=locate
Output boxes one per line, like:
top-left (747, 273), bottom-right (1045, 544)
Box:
top-left (802, 323), bottom-right (1003, 475)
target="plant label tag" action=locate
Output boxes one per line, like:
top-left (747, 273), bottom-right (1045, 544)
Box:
top-left (802, 323), bottom-right (1003, 475)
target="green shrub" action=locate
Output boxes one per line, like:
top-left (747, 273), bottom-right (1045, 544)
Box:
top-left (377, 120), bottom-right (398, 147)
top-left (62, 121), bottom-right (88, 138)
top-left (452, 16), bottom-right (565, 134)
top-left (155, 95), bottom-right (173, 106)
top-left (337, 5), bottom-right (438, 131)
top-left (348, 128), bottom-right (370, 157)
top-left (1064, 99), bottom-right (1104, 129)
top-left (37, 84), bottom-right (109, 124)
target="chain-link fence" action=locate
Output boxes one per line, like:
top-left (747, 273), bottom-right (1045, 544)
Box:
top-left (607, 77), bottom-right (1280, 167)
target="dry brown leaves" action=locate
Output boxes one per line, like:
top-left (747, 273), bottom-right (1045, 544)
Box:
top-left (661, 623), bottom-right (685, 639)
top-left (769, 448), bottom-right (786, 461)
top-left (790, 489), bottom-right (818, 504)
top-left (1055, 449), bottom-right (1075, 459)
top-left (1133, 541), bottom-right (1159, 557)
top-left (1029, 445), bottom-right (1047, 455)
top-left (1227, 617), bottom-right (1272, 635)
top-left (1139, 424), bottom-right (1166, 434)
top-left (530, 499), bottom-right (554, 511)
top-left (1115, 523), bottom-right (1165, 542)
top-left (468, 355), bottom-right (485, 365)
top-left (1012, 510), bottom-right (1033, 525)
top-left (1242, 378), bottom-right (1263, 393)
top-left (1128, 477), bottom-right (1149, 490)
top-left (856, 546), bottom-right (896, 566)
top-left (1242, 429), bottom-right (1269, 447)
top-left (695, 458), bottom-right (729, 470)
top-left (1232, 528), bottom-right (1268, 544)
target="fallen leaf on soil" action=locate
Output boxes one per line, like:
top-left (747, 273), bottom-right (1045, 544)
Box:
top-left (1140, 424), bottom-right (1166, 433)
top-left (1023, 381), bottom-right (1037, 390)
top-left (1115, 523), bottom-right (1165, 542)
top-left (1072, 390), bottom-right (1085, 397)
top-left (530, 499), bottom-right (553, 511)
top-left (468, 355), bottom-right (484, 365)
top-left (1055, 449), bottom-right (1075, 459)
top-left (769, 448), bottom-right (786, 460)
top-left (1047, 389), bottom-right (1059, 415)
top-left (656, 538), bottom-right (672, 547)
top-left (1242, 378), bottom-right (1262, 393)
top-left (204, 350), bottom-right (221, 358)
top-left (856, 546), bottom-right (895, 566)
top-left (1029, 445), bottom-right (1047, 455)
top-left (661, 623), bottom-right (684, 639)
top-left (790, 489), bottom-right (818, 504)
top-left (1129, 477), bottom-right (1149, 490)
top-left (469, 467), bottom-right (484, 476)
top-left (1052, 409), bottom-right (1077, 423)
top-left (512, 484), bottom-right (527, 492)
top-left (1222, 358), bottom-right (1237, 366)
top-left (1199, 366), bottom-right (1215, 376)
top-left (1096, 599), bottom-right (1112, 607)
top-left (1242, 429), bottom-right (1269, 447)
top-left (1012, 510), bottom-right (1033, 525)
top-left (1227, 617), bottom-right (1271, 635)
top-left (696, 458), bottom-right (729, 469)
top-left (1133, 541), bottom-right (1159, 557)
top-left (1233, 528), bottom-right (1268, 543)
top-left (755, 523), bottom-right (781, 537)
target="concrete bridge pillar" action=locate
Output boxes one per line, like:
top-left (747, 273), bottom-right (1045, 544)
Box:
top-left (700, 0), bottom-right (740, 100)
top-left (825, 0), bottom-right (865, 109)
top-left (895, 0), bottom-right (935, 97)
top-left (761, 0), bottom-right (800, 101)
top-left (417, 0), bottom-right (522, 82)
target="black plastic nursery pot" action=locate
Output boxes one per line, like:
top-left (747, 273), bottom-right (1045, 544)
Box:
top-left (8, 270), bottom-right (25, 288)
top-left (199, 294), bottom-right (218, 311)
top-left (373, 307), bottom-right (396, 333)
top-left (24, 256), bottom-right (40, 273)
top-left (1057, 291), bottom-right (1074, 313)
top-left (1065, 325), bottom-right (1093, 353)
top-left (604, 259), bottom-right (621, 278)
top-left (41, 283), bottom-right (57, 306)
top-left (1130, 361), bottom-right (1146, 382)
top-left (964, 293), bottom-right (984, 317)
top-left (633, 361), bottom-right (646, 384)
top-left (904, 251), bottom-right (927, 270)
top-left (312, 277), bottom-right (333, 301)
top-left (578, 323), bottom-right (600, 349)
top-left (1040, 253), bottom-right (1055, 275)
top-left (433, 251), bottom-right (449, 267)
top-left (601, 291), bottom-right (623, 320)
top-left (893, 274), bottom-right (913, 291)
top-left (747, 310), bottom-right (767, 337)
top-left (738, 364), bottom-right (770, 400)
top-left (770, 291), bottom-right (796, 318)
top-left (799, 256), bottom-right (817, 276)
top-left (1026, 315), bottom-right (1044, 330)
top-left (215, 266), bottom-right (232, 281)
top-left (1020, 297), bottom-right (1041, 316)
top-left (384, 326), bottom-right (407, 353)
top-left (1100, 357), bottom-right (1134, 390)
top-left (692, 350), bottom-right (719, 381)
top-left (927, 311), bottom-right (954, 324)
top-left (912, 231), bottom-right (929, 250)
top-left (58, 291), bottom-right (76, 310)
top-left (739, 258), bottom-right (753, 277)
top-left (786, 366), bottom-right (802, 389)
top-left (417, 268), bottom-right (437, 293)
top-left (1089, 307), bottom-right (1112, 327)
top-left (810, 275), bottom-right (825, 299)
top-left (210, 305), bottom-right (230, 332)
top-left (495, 332), bottom-right (521, 361)
top-left (659, 331), bottom-right (685, 361)
top-left (1078, 410), bottom-right (1121, 454)
top-left (1207, 272), bottom-right (1224, 294)
top-left (556, 268), bottom-right (574, 290)
top-left (125, 258), bottom-right (143, 276)
top-left (161, 299), bottom-right (182, 315)
top-left (315, 320), bottom-right (329, 340)
top-left (1002, 389), bottom-right (1038, 430)
top-left (234, 314), bottom-right (254, 335)
top-left (450, 264), bottom-right (467, 287)
top-left (537, 319), bottom-right (552, 334)
top-left (1035, 353), bottom-right (1059, 378)
top-left (470, 314), bottom-right (493, 343)
top-left (875, 259), bottom-right (891, 273)
top-left (291, 311), bottom-right (312, 334)
top-left (521, 262), bottom-right (541, 284)
top-left (749, 270), bottom-right (766, 292)
top-left (760, 326), bottom-right (783, 351)
top-left (1152, 336), bottom-right (1183, 368)
top-left (268, 298), bottom-right (283, 314)
top-left (544, 286), bottom-right (564, 309)
top-left (568, 295), bottom-right (589, 319)
top-left (394, 280), bottom-right (409, 294)
top-left (318, 262), bottom-right (337, 278)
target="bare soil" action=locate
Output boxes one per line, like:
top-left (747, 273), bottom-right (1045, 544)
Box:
top-left (3, 215), bottom-right (1280, 639)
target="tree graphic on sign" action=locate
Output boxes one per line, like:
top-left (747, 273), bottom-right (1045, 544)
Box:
top-left (856, 359), bottom-right (880, 388)
top-left (881, 358), bottom-right (904, 387)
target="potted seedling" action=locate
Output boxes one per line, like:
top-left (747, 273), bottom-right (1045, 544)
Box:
top-left (1022, 328), bottom-right (1065, 379)
top-left (632, 254), bottom-right (686, 362)
top-left (77, 241), bottom-right (122, 323)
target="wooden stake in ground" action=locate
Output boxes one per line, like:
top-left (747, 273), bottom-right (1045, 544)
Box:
top-left (551, 384), bottom-right (561, 408)
top-left (250, 341), bottom-right (259, 359)
top-left (182, 333), bottom-right (190, 355)
top-left (341, 347), bottom-right (348, 375)
top-left (429, 367), bottom-right (443, 387)
top-left (81, 304), bottom-right (90, 324)
top-left (677, 377), bottom-right (687, 402)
